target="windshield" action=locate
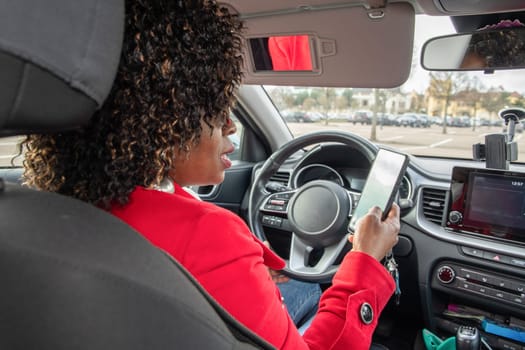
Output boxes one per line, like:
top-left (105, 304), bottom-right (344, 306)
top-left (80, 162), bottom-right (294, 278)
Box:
top-left (264, 15), bottom-right (525, 160)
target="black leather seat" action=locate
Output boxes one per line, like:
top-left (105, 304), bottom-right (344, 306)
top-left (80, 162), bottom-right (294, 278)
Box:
top-left (0, 0), bottom-right (274, 349)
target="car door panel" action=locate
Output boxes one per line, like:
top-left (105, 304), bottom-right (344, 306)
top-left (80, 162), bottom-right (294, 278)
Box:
top-left (190, 162), bottom-right (254, 215)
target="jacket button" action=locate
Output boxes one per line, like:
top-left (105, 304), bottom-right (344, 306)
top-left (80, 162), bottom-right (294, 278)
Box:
top-left (359, 302), bottom-right (373, 325)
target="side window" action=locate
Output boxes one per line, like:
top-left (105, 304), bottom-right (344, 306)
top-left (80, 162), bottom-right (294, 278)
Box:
top-left (0, 136), bottom-right (23, 167)
top-left (229, 113), bottom-right (243, 161)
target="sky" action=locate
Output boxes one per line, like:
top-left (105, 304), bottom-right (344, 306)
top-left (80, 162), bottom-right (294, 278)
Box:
top-left (401, 15), bottom-right (525, 94)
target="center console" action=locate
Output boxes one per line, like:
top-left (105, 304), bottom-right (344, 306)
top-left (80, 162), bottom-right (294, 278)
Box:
top-left (427, 166), bottom-right (525, 349)
top-left (446, 166), bottom-right (525, 245)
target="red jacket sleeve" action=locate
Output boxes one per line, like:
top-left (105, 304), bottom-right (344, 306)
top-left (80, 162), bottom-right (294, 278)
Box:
top-left (181, 205), bottom-right (395, 350)
top-left (303, 252), bottom-right (395, 350)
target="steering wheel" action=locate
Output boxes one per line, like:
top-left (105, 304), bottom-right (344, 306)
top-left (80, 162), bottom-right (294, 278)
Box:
top-left (248, 130), bottom-right (378, 283)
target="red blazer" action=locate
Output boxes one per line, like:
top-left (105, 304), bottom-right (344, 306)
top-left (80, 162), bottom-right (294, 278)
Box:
top-left (111, 183), bottom-right (395, 350)
top-left (268, 35), bottom-right (313, 71)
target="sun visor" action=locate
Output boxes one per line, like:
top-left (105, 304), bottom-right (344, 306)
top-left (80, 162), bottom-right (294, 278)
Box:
top-left (239, 2), bottom-right (415, 88)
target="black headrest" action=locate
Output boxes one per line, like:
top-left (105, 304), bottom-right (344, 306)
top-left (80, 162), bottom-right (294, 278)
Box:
top-left (0, 0), bottom-right (124, 136)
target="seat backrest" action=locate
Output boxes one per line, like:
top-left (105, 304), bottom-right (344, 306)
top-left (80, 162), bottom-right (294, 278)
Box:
top-left (0, 1), bottom-right (274, 349)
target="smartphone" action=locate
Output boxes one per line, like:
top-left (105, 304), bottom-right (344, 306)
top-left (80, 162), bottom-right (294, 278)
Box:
top-left (348, 148), bottom-right (409, 232)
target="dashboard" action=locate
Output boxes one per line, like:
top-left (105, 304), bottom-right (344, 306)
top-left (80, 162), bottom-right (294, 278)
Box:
top-left (257, 141), bottom-right (525, 350)
top-left (271, 143), bottom-right (415, 217)
top-left (292, 160), bottom-right (413, 204)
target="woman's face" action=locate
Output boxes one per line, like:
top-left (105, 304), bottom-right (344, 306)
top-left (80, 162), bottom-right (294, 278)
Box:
top-left (171, 118), bottom-right (237, 187)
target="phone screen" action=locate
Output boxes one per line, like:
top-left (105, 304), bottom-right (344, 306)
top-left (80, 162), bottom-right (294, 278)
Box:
top-left (348, 149), bottom-right (409, 232)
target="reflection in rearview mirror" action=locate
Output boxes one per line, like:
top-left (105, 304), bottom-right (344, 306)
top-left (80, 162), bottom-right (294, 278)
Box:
top-left (421, 27), bottom-right (525, 71)
top-left (249, 35), bottom-right (315, 72)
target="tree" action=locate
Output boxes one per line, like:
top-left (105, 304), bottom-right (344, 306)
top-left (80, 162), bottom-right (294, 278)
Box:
top-left (316, 88), bottom-right (336, 125)
top-left (427, 72), bottom-right (468, 134)
top-left (302, 97), bottom-right (316, 110)
top-left (370, 89), bottom-right (388, 141)
top-left (480, 87), bottom-right (510, 123)
top-left (342, 89), bottom-right (353, 106)
top-left (294, 90), bottom-right (310, 107)
top-left (409, 93), bottom-right (425, 113)
top-left (461, 76), bottom-right (485, 131)
top-left (335, 95), bottom-right (349, 111)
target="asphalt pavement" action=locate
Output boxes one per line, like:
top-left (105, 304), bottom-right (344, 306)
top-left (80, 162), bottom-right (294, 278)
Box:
top-left (287, 122), bottom-right (525, 160)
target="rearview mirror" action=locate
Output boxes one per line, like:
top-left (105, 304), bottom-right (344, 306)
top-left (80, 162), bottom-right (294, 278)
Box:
top-left (421, 27), bottom-right (525, 71)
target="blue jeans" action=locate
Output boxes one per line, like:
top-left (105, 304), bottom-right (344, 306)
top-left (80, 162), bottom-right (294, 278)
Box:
top-left (277, 279), bottom-right (322, 328)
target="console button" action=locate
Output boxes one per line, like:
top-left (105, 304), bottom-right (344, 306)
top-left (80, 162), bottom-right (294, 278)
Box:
top-left (509, 257), bottom-right (525, 268)
top-left (497, 338), bottom-right (521, 350)
top-left (478, 274), bottom-right (491, 284)
top-left (482, 251), bottom-right (511, 264)
top-left (457, 280), bottom-right (474, 291)
top-left (461, 246), bottom-right (484, 258)
top-left (458, 268), bottom-right (482, 281)
top-left (493, 278), bottom-right (508, 289)
top-left (493, 290), bottom-right (506, 300)
top-left (508, 281), bottom-right (525, 294)
top-left (474, 285), bottom-right (488, 295)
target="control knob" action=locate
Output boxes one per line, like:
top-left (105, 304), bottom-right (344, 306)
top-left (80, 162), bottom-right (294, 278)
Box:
top-left (437, 265), bottom-right (456, 284)
top-left (448, 210), bottom-right (463, 225)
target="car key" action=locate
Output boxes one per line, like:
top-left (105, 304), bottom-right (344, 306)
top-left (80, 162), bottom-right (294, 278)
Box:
top-left (385, 251), bottom-right (401, 305)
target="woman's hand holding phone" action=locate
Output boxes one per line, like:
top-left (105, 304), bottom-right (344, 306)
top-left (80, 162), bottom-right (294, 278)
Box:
top-left (348, 203), bottom-right (400, 261)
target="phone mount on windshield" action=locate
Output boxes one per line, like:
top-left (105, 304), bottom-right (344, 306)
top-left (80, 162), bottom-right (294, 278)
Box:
top-left (473, 107), bottom-right (525, 170)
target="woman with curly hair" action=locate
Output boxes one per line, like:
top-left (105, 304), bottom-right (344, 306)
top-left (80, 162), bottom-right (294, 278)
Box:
top-left (460, 19), bottom-right (525, 69)
top-left (22, 0), bottom-right (400, 349)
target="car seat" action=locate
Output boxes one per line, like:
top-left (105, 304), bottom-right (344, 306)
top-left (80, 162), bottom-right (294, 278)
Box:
top-left (0, 0), bottom-right (274, 349)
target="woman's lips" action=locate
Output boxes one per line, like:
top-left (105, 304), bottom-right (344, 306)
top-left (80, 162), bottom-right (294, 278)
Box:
top-left (220, 153), bottom-right (232, 168)
top-left (221, 144), bottom-right (235, 169)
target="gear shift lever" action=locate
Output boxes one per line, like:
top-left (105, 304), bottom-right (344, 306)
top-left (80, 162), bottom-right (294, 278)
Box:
top-left (456, 326), bottom-right (481, 350)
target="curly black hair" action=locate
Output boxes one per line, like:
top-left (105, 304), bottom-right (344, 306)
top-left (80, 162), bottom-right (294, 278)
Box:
top-left (467, 25), bottom-right (525, 68)
top-left (22, 0), bottom-right (244, 209)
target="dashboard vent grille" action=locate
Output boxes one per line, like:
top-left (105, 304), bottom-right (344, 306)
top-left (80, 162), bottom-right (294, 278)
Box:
top-left (422, 187), bottom-right (447, 225)
top-left (269, 171), bottom-right (290, 186)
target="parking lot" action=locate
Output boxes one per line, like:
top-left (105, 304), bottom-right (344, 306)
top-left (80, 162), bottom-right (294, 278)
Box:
top-left (1, 122), bottom-right (525, 167)
top-left (287, 121), bottom-right (525, 161)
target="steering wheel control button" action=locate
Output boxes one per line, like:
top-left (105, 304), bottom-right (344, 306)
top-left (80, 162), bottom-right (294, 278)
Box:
top-left (262, 193), bottom-right (292, 213)
top-left (274, 192), bottom-right (292, 200)
top-left (261, 215), bottom-right (283, 227)
top-left (269, 199), bottom-right (286, 206)
top-left (359, 302), bottom-right (374, 325)
top-left (437, 265), bottom-right (455, 284)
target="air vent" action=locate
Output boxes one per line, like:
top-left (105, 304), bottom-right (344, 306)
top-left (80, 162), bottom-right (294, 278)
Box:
top-left (421, 187), bottom-right (447, 225)
top-left (269, 171), bottom-right (290, 186)
top-left (197, 185), bottom-right (215, 195)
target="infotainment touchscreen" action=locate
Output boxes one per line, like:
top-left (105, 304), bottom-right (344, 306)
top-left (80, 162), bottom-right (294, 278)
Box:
top-left (446, 166), bottom-right (525, 244)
